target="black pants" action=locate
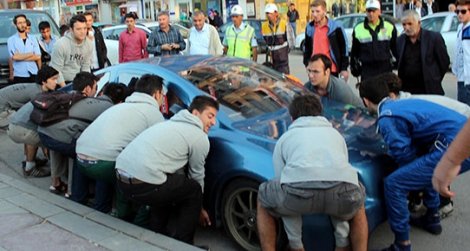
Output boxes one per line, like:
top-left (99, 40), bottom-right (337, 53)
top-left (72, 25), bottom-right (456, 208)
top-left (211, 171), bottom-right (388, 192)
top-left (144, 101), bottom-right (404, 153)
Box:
top-left (117, 174), bottom-right (202, 244)
top-left (12, 75), bottom-right (36, 84)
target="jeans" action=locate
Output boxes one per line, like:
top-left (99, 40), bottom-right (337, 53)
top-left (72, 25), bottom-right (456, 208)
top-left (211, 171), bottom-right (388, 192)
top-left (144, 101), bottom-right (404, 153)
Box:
top-left (117, 173), bottom-right (202, 244)
top-left (74, 158), bottom-right (114, 213)
top-left (457, 81), bottom-right (470, 106)
top-left (290, 22), bottom-right (297, 37)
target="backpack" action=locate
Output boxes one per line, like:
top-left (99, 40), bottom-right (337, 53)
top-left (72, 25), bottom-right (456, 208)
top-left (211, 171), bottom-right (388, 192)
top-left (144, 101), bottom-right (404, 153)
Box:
top-left (30, 92), bottom-right (88, 126)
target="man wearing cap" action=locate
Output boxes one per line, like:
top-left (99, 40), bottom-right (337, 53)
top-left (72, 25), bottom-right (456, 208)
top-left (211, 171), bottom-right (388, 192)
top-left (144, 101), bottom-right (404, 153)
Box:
top-left (262, 3), bottom-right (290, 74)
top-left (223, 5), bottom-right (258, 61)
top-left (303, 0), bottom-right (349, 81)
top-left (350, 0), bottom-right (398, 80)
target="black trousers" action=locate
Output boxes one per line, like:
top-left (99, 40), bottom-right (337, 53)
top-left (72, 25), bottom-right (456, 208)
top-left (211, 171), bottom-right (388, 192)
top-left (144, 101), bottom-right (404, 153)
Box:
top-left (12, 75), bottom-right (36, 84)
top-left (117, 173), bottom-right (202, 244)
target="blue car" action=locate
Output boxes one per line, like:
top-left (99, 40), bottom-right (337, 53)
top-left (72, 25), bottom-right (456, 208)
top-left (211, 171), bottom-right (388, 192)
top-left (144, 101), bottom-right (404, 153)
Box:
top-left (94, 55), bottom-right (390, 251)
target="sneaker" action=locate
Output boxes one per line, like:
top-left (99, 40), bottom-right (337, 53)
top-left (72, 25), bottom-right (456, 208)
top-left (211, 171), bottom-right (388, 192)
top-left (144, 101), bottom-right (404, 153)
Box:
top-left (22, 158), bottom-right (49, 168)
top-left (410, 212), bottom-right (442, 235)
top-left (22, 166), bottom-right (51, 178)
top-left (381, 243), bottom-right (411, 251)
top-left (439, 201), bottom-right (454, 219)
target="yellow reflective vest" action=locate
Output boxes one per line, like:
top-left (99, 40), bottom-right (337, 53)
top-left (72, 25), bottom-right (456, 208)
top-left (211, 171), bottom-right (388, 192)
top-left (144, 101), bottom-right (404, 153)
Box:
top-left (225, 24), bottom-right (255, 59)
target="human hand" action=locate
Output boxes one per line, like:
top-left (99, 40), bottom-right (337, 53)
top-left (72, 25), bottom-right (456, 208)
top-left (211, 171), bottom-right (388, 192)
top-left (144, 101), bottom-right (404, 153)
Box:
top-left (432, 156), bottom-right (461, 198)
top-left (162, 44), bottom-right (172, 51)
top-left (340, 70), bottom-right (349, 82)
top-left (199, 208), bottom-right (211, 227)
top-left (171, 43), bottom-right (180, 49)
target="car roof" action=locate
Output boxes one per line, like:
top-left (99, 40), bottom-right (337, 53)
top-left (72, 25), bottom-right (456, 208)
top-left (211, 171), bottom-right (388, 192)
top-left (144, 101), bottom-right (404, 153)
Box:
top-left (123, 55), bottom-right (258, 73)
top-left (422, 12), bottom-right (457, 19)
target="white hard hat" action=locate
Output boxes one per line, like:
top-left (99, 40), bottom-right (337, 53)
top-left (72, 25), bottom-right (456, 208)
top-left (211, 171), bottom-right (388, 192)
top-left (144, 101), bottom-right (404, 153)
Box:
top-left (265, 3), bottom-right (278, 13)
top-left (231, 5), bottom-right (244, 16)
top-left (365, 0), bottom-right (381, 10)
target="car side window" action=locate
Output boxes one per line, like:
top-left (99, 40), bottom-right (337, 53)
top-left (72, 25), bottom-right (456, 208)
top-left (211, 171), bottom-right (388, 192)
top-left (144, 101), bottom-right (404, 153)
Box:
top-left (450, 16), bottom-right (459, 32)
top-left (96, 72), bottom-right (111, 93)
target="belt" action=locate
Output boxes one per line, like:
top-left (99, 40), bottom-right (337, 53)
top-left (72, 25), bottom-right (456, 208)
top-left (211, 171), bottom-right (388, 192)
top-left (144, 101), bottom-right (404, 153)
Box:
top-left (116, 169), bottom-right (144, 185)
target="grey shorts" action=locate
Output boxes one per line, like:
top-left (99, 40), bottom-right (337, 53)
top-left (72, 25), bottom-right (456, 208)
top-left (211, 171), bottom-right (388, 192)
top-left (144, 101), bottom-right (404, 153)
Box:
top-left (258, 179), bottom-right (365, 220)
top-left (258, 179), bottom-right (365, 248)
top-left (7, 124), bottom-right (41, 146)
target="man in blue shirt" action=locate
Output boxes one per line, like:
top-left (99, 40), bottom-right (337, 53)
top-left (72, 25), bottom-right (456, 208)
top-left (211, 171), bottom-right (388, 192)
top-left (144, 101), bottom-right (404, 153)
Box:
top-left (7, 14), bottom-right (41, 84)
top-left (358, 77), bottom-right (470, 251)
top-left (37, 21), bottom-right (57, 66)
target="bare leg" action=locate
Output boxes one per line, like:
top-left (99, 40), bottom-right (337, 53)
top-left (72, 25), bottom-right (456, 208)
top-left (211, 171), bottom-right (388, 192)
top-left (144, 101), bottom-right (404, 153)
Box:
top-left (335, 246), bottom-right (350, 251)
top-left (25, 144), bottom-right (38, 162)
top-left (349, 206), bottom-right (368, 251)
top-left (257, 199), bottom-right (277, 251)
top-left (41, 147), bottom-right (49, 159)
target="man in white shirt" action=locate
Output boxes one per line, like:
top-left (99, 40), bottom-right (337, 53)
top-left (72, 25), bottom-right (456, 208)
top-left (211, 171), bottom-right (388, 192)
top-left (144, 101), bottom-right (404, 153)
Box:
top-left (188, 11), bottom-right (223, 55)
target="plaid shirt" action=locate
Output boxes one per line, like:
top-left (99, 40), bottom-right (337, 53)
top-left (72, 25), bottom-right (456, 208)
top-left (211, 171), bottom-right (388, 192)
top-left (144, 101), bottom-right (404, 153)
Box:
top-left (147, 25), bottom-right (186, 56)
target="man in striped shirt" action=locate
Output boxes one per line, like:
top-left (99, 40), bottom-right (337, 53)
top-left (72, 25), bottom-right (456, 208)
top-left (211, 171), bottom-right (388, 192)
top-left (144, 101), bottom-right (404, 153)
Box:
top-left (148, 11), bottom-right (186, 56)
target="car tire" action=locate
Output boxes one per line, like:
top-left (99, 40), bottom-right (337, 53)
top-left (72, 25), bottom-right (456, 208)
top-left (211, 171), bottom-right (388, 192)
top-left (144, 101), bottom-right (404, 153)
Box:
top-left (222, 179), bottom-right (261, 251)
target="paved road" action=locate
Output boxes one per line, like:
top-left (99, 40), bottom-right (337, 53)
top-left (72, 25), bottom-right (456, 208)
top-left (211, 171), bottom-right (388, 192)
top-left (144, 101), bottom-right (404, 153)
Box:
top-left (0, 52), bottom-right (468, 251)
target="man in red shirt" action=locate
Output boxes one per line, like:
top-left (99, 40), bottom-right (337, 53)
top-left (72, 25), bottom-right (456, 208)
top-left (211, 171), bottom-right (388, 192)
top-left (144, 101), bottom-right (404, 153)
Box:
top-left (303, 0), bottom-right (349, 82)
top-left (118, 13), bottom-right (148, 63)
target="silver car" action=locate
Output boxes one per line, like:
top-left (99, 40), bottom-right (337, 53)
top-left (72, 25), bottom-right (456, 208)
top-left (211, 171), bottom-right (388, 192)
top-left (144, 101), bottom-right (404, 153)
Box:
top-left (421, 12), bottom-right (458, 66)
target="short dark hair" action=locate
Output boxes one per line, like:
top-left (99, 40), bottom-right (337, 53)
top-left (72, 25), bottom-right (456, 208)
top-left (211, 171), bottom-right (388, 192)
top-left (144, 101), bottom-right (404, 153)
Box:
top-left (72, 72), bottom-right (98, 92)
top-left (375, 72), bottom-right (402, 95)
top-left (26, 19), bottom-right (31, 27)
top-left (310, 0), bottom-right (327, 9)
top-left (102, 83), bottom-right (129, 104)
top-left (455, 0), bottom-right (470, 6)
top-left (36, 65), bottom-right (59, 86)
top-left (59, 24), bottom-right (70, 36)
top-left (189, 96), bottom-right (219, 113)
top-left (309, 54), bottom-right (332, 71)
top-left (125, 13), bottom-right (137, 20)
top-left (135, 74), bottom-right (163, 96)
top-left (13, 14), bottom-right (26, 25)
top-left (289, 94), bottom-right (323, 120)
top-left (357, 77), bottom-right (390, 105)
top-left (38, 21), bottom-right (51, 31)
top-left (69, 14), bottom-right (87, 29)
top-left (83, 12), bottom-right (93, 18)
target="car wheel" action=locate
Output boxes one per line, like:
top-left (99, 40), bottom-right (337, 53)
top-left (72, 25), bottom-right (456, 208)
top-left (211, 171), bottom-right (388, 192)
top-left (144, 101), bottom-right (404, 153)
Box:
top-left (222, 179), bottom-right (261, 251)
top-left (301, 40), bottom-right (305, 53)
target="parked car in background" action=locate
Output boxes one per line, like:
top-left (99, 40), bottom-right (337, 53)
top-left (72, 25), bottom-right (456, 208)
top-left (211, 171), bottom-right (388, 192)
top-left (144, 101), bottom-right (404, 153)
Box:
top-left (93, 55), bottom-right (390, 251)
top-left (218, 19), bottom-right (267, 53)
top-left (421, 12), bottom-right (458, 66)
top-left (0, 9), bottom-right (60, 88)
top-left (102, 22), bottom-right (189, 65)
top-left (295, 13), bottom-right (403, 53)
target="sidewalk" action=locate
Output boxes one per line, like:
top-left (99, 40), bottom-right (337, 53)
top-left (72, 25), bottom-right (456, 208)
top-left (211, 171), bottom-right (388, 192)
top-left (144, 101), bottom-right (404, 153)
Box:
top-left (0, 130), bottom-right (201, 251)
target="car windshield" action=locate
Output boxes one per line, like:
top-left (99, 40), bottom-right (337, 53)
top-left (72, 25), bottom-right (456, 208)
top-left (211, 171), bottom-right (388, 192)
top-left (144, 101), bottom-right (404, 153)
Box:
top-left (0, 12), bottom-right (60, 44)
top-left (179, 60), bottom-right (305, 121)
top-left (421, 16), bottom-right (445, 32)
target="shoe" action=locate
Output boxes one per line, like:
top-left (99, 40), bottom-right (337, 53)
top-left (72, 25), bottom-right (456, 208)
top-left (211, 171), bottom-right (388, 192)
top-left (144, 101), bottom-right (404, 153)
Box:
top-left (439, 201), bottom-right (454, 219)
top-left (410, 212), bottom-right (442, 235)
top-left (381, 243), bottom-right (411, 251)
top-left (49, 181), bottom-right (68, 195)
top-left (22, 158), bottom-right (49, 168)
top-left (22, 165), bottom-right (51, 178)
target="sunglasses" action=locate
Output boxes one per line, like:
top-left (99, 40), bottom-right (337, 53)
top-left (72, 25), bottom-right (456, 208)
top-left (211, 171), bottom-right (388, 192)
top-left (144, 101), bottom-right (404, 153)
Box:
top-left (455, 9), bottom-right (469, 15)
top-left (366, 8), bottom-right (378, 12)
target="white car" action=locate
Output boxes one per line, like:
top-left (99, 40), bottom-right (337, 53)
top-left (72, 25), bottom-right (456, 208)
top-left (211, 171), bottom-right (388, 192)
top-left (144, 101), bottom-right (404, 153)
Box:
top-left (295, 14), bottom-right (403, 53)
top-left (421, 12), bottom-right (458, 66)
top-left (103, 22), bottom-right (190, 65)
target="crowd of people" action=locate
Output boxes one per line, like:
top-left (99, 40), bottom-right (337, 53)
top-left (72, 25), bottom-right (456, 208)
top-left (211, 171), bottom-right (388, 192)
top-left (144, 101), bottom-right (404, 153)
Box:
top-left (0, 0), bottom-right (470, 250)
